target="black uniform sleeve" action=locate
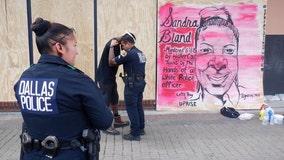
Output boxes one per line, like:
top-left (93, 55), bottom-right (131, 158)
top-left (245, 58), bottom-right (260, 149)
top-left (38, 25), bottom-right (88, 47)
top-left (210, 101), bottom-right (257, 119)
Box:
top-left (78, 76), bottom-right (113, 130)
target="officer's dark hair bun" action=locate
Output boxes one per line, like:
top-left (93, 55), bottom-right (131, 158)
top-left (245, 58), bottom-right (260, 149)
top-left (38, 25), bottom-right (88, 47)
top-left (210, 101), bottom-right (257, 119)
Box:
top-left (31, 17), bottom-right (51, 36)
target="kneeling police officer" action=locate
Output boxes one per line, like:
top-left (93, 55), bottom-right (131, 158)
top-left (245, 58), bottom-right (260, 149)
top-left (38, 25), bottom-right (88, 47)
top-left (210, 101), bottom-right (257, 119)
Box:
top-left (14, 17), bottom-right (113, 160)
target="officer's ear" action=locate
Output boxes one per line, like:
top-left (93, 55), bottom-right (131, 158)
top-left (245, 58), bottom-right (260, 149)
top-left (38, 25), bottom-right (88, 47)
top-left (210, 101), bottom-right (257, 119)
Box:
top-left (54, 42), bottom-right (64, 55)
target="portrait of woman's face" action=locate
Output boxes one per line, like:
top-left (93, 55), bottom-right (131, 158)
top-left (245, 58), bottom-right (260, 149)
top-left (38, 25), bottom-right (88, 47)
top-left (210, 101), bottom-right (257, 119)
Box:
top-left (195, 25), bottom-right (238, 96)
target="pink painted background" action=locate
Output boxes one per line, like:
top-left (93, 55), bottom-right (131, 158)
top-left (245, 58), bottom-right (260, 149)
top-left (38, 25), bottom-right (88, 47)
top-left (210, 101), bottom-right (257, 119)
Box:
top-left (157, 2), bottom-right (265, 110)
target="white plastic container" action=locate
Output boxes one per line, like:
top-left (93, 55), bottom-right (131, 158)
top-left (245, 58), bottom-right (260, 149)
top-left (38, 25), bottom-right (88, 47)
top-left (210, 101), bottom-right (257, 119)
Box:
top-left (262, 116), bottom-right (268, 125)
top-left (273, 114), bottom-right (284, 124)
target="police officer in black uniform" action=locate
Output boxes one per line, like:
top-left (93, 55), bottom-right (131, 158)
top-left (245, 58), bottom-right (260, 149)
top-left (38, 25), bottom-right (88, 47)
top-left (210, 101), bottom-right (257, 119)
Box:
top-left (109, 32), bottom-right (146, 141)
top-left (96, 36), bottom-right (130, 135)
top-left (14, 17), bottom-right (113, 159)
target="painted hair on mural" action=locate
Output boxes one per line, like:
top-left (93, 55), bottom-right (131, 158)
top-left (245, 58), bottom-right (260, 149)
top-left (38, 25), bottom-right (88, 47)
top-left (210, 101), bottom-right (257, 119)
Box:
top-left (199, 7), bottom-right (234, 26)
top-left (195, 7), bottom-right (239, 48)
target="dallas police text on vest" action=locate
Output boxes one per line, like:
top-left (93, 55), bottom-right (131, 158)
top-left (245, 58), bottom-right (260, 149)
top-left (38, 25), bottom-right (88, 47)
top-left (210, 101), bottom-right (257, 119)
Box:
top-left (17, 78), bottom-right (59, 114)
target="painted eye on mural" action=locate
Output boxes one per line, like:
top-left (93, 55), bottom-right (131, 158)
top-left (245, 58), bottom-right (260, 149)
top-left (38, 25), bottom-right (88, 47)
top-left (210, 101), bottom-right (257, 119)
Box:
top-left (199, 48), bottom-right (213, 54)
top-left (224, 49), bottom-right (234, 54)
top-left (223, 46), bottom-right (236, 55)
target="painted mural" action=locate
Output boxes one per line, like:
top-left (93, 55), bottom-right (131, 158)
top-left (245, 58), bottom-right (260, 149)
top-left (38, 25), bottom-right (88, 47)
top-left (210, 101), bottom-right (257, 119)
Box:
top-left (157, 2), bottom-right (265, 110)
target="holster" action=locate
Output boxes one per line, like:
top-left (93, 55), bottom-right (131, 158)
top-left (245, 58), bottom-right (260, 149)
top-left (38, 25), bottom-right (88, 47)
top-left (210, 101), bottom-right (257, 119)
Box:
top-left (82, 129), bottom-right (101, 160)
top-left (120, 73), bottom-right (145, 89)
top-left (121, 77), bottom-right (135, 89)
top-left (20, 131), bottom-right (32, 153)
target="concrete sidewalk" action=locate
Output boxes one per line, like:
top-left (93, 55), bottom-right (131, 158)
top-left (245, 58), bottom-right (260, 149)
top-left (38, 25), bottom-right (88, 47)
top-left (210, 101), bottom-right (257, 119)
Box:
top-left (1, 105), bottom-right (284, 160)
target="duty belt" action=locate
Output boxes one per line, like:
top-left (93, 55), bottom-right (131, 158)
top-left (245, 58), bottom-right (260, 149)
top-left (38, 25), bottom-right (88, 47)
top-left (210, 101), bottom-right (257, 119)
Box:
top-left (21, 132), bottom-right (83, 158)
top-left (134, 74), bottom-right (145, 81)
top-left (120, 74), bottom-right (145, 82)
top-left (32, 137), bottom-right (82, 150)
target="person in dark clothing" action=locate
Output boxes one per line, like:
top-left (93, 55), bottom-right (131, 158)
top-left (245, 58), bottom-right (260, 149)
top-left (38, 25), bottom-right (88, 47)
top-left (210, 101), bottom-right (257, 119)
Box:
top-left (109, 32), bottom-right (146, 141)
top-left (14, 17), bottom-right (113, 160)
top-left (96, 36), bottom-right (130, 135)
